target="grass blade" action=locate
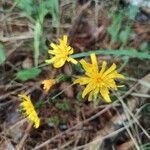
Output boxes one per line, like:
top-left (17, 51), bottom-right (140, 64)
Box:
top-left (71, 49), bottom-right (150, 59)
top-left (34, 21), bottom-right (42, 67)
top-left (0, 44), bottom-right (6, 64)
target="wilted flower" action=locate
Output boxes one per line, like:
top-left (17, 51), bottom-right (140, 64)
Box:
top-left (42, 79), bottom-right (56, 93)
top-left (18, 94), bottom-right (40, 128)
top-left (74, 54), bottom-right (125, 102)
top-left (45, 35), bottom-right (77, 68)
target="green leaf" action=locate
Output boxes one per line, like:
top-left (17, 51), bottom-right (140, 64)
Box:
top-left (15, 0), bottom-right (36, 18)
top-left (119, 26), bottom-right (131, 45)
top-left (34, 21), bottom-right (42, 67)
top-left (47, 116), bottom-right (60, 127)
top-left (50, 0), bottom-right (60, 27)
top-left (55, 99), bottom-right (70, 111)
top-left (140, 42), bottom-right (149, 52)
top-left (141, 103), bottom-right (150, 116)
top-left (73, 63), bottom-right (84, 74)
top-left (127, 5), bottom-right (139, 20)
top-left (38, 2), bottom-right (48, 23)
top-left (43, 0), bottom-right (60, 27)
top-left (107, 13), bottom-right (123, 43)
top-left (71, 49), bottom-right (150, 59)
top-left (56, 74), bottom-right (70, 82)
top-left (140, 142), bottom-right (150, 150)
top-left (0, 44), bottom-right (6, 64)
top-left (16, 0), bottom-right (60, 26)
top-left (16, 68), bottom-right (41, 81)
top-left (35, 100), bottom-right (44, 109)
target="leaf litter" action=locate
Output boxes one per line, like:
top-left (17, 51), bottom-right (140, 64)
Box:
top-left (0, 0), bottom-right (150, 149)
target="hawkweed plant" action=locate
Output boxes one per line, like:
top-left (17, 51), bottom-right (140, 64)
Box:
top-left (18, 35), bottom-right (125, 128)
top-left (18, 94), bottom-right (40, 128)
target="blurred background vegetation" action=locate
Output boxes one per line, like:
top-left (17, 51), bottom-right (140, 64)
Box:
top-left (0, 0), bottom-right (150, 149)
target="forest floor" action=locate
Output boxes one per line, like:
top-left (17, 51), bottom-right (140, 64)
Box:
top-left (0, 0), bottom-right (150, 150)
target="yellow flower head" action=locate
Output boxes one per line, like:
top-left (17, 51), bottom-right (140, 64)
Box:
top-left (18, 94), bottom-right (40, 128)
top-left (42, 79), bottom-right (56, 93)
top-left (45, 35), bottom-right (77, 68)
top-left (74, 54), bottom-right (125, 103)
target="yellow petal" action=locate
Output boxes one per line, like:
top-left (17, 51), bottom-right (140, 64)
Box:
top-left (82, 83), bottom-right (94, 98)
top-left (68, 47), bottom-right (74, 54)
top-left (99, 61), bottom-right (107, 76)
top-left (105, 79), bottom-right (117, 90)
top-left (34, 118), bottom-right (40, 128)
top-left (104, 71), bottom-right (125, 80)
top-left (88, 88), bottom-right (99, 101)
top-left (90, 53), bottom-right (98, 71)
top-left (53, 58), bottom-right (66, 68)
top-left (88, 90), bottom-right (94, 101)
top-left (48, 50), bottom-right (59, 55)
top-left (74, 77), bottom-right (90, 85)
top-left (114, 73), bottom-right (125, 79)
top-left (46, 35), bottom-right (77, 68)
top-left (67, 57), bottom-right (78, 64)
top-left (63, 35), bottom-right (68, 43)
top-left (80, 59), bottom-right (96, 77)
top-left (102, 63), bottom-right (116, 78)
top-left (73, 57), bottom-right (125, 103)
top-left (18, 94), bottom-right (30, 101)
top-left (100, 87), bottom-right (111, 103)
top-left (42, 79), bottom-right (56, 92)
top-left (50, 43), bottom-right (57, 49)
top-left (45, 57), bottom-right (55, 64)
top-left (18, 94), bottom-right (40, 128)
top-left (80, 59), bottom-right (91, 72)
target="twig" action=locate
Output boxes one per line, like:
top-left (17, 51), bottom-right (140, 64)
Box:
top-left (0, 33), bottom-right (34, 42)
top-left (0, 86), bottom-right (27, 101)
top-left (33, 103), bottom-right (114, 150)
top-left (0, 118), bottom-right (27, 136)
top-left (16, 122), bottom-right (33, 150)
top-left (115, 91), bottom-right (150, 139)
top-left (33, 78), bottom-right (140, 149)
top-left (73, 119), bottom-right (136, 150)
top-left (52, 140), bottom-right (74, 150)
top-left (116, 109), bottom-right (141, 150)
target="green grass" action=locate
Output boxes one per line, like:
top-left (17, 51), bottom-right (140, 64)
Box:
top-left (16, 0), bottom-right (60, 67)
top-left (71, 49), bottom-right (150, 59)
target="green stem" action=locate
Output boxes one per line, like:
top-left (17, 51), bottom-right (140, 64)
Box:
top-left (37, 49), bottom-right (150, 69)
top-left (37, 63), bottom-right (49, 68)
top-left (71, 49), bottom-right (150, 59)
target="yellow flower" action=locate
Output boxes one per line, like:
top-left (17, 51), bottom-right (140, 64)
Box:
top-left (18, 94), bottom-right (40, 128)
top-left (74, 54), bottom-right (125, 103)
top-left (45, 35), bottom-right (77, 68)
top-left (42, 79), bottom-right (56, 93)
